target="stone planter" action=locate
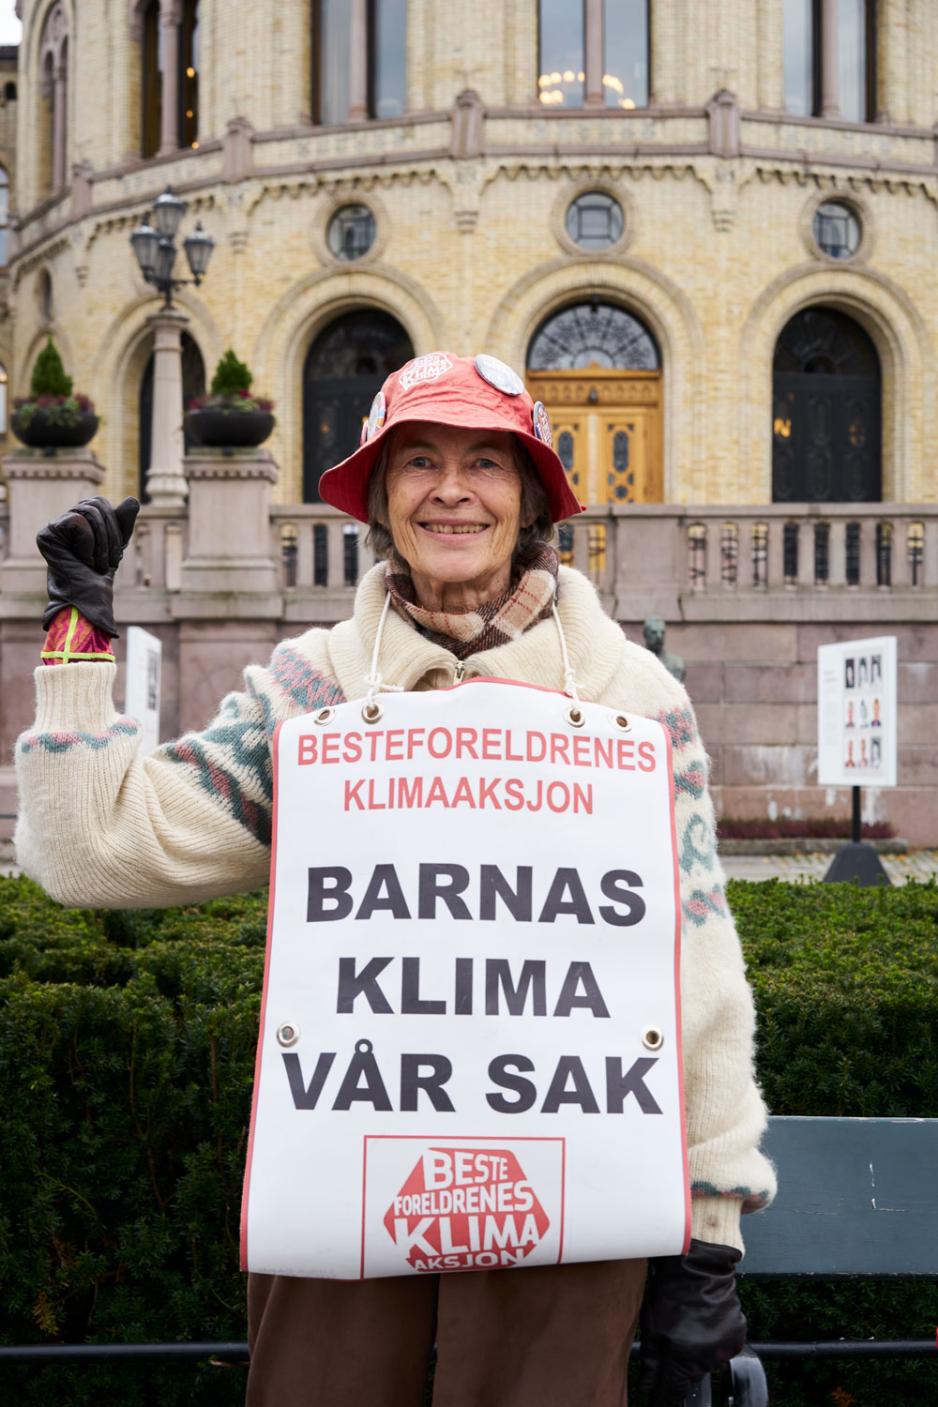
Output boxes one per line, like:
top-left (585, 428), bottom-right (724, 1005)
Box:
top-left (185, 408), bottom-right (275, 449)
top-left (11, 408), bottom-right (99, 450)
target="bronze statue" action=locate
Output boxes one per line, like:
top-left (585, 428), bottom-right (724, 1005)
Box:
top-left (642, 616), bottom-right (685, 683)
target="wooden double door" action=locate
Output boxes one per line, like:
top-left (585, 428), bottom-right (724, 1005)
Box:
top-left (526, 368), bottom-right (663, 506)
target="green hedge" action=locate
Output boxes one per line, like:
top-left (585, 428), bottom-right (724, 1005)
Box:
top-left (1, 876), bottom-right (936, 1406)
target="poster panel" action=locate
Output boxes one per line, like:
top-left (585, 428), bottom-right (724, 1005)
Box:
top-left (817, 635), bottom-right (897, 789)
top-left (242, 679), bottom-right (689, 1279)
top-left (124, 626), bottom-right (162, 757)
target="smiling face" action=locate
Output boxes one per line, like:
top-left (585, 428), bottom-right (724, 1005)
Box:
top-left (382, 422), bottom-right (524, 610)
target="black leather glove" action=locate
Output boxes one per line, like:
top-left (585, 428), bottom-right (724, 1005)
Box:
top-left (639, 1238), bottom-right (746, 1407)
top-left (37, 496), bottom-right (140, 637)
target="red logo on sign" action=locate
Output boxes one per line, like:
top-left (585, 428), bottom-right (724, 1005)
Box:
top-left (383, 1146), bottom-right (550, 1272)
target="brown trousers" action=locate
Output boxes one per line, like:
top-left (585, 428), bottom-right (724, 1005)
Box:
top-left (247, 1260), bottom-right (646, 1407)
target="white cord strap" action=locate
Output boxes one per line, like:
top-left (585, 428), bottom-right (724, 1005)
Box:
top-left (364, 592), bottom-right (404, 714)
top-left (551, 602), bottom-right (581, 702)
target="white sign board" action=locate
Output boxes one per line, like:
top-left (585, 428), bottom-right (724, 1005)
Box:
top-left (817, 635), bottom-right (897, 788)
top-left (125, 626), bottom-right (162, 756)
top-left (241, 679), bottom-right (689, 1280)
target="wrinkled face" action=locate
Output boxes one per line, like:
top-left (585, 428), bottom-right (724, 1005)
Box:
top-left (384, 422), bottom-right (523, 595)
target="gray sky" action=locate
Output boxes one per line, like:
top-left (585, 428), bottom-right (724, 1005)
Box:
top-left (0, 1), bottom-right (21, 46)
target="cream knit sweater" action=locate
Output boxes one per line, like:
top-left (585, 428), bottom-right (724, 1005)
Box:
top-left (15, 563), bottom-right (776, 1253)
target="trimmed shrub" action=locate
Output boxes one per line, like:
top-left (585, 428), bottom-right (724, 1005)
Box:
top-left (0, 876), bottom-right (936, 1406)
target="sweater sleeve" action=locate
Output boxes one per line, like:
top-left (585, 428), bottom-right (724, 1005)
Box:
top-left (13, 641), bottom-right (344, 909)
top-left (659, 695), bottom-right (777, 1255)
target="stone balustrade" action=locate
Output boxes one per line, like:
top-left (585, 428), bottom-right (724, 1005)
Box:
top-left (1, 449), bottom-right (936, 845)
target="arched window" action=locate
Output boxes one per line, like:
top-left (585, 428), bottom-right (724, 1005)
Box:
top-left (138, 332), bottom-right (206, 501)
top-left (772, 306), bottom-right (881, 501)
top-left (38, 3), bottom-right (69, 194)
top-left (0, 167), bottom-right (9, 267)
top-left (3, 81), bottom-right (16, 102)
top-left (312, 0), bottom-right (407, 125)
top-left (784, 0), bottom-right (876, 122)
top-left (538, 0), bottom-right (649, 109)
top-left (38, 268), bottom-right (54, 324)
top-left (140, 0), bottom-right (199, 157)
top-left (528, 303), bottom-right (659, 371)
top-left (527, 302), bottom-right (662, 505)
top-left (302, 310), bottom-right (413, 501)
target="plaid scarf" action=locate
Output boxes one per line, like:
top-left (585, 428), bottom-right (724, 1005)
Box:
top-left (385, 541), bottom-right (560, 659)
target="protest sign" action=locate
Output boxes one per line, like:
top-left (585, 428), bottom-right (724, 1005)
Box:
top-left (241, 678), bottom-right (689, 1279)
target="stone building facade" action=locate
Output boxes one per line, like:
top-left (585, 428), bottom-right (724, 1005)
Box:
top-left (0, 0), bottom-right (936, 843)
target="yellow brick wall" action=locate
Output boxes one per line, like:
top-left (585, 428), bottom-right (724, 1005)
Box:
top-left (5, 0), bottom-right (938, 506)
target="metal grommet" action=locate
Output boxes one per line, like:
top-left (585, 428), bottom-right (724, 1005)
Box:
top-left (362, 700), bottom-right (383, 724)
top-left (314, 707), bottom-right (334, 725)
top-left (277, 1022), bottom-right (300, 1048)
top-left (566, 704), bottom-right (585, 728)
top-left (615, 713), bottom-right (631, 731)
top-left (643, 1027), bottom-right (664, 1051)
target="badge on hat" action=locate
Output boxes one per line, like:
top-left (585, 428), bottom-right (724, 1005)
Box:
top-left (532, 401), bottom-right (552, 447)
top-left (399, 353), bottom-right (453, 391)
top-left (363, 390), bottom-right (386, 443)
top-left (474, 354), bottom-right (525, 396)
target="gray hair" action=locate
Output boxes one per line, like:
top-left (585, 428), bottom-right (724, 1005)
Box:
top-left (365, 434), bottom-right (554, 570)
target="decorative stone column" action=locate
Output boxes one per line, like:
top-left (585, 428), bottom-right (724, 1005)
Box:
top-left (347, 0), bottom-right (369, 120)
top-left (145, 305), bottom-right (189, 507)
top-left (178, 449), bottom-right (281, 610)
top-left (0, 449), bottom-right (105, 602)
top-left (584, 0), bottom-right (604, 107)
top-left (819, 0), bottom-right (840, 117)
top-left (159, 0), bottom-right (181, 154)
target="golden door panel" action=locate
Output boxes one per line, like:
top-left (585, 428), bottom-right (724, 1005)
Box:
top-left (527, 370), bottom-right (663, 505)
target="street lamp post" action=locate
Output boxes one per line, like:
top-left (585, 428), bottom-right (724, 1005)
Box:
top-left (129, 187), bottom-right (215, 506)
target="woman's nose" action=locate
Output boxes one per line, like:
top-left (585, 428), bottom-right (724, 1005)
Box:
top-left (430, 463), bottom-right (472, 501)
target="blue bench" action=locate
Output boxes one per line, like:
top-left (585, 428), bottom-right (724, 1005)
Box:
top-left (706, 1115), bottom-right (938, 1405)
top-left (3, 1116), bottom-right (936, 1404)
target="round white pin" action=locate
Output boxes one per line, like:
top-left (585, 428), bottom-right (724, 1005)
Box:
top-left (474, 354), bottom-right (525, 396)
top-left (366, 390), bottom-right (386, 441)
top-left (532, 401), bottom-right (552, 446)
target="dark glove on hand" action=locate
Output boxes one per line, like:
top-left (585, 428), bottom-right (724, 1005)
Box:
top-left (37, 496), bottom-right (140, 637)
top-left (639, 1238), bottom-right (746, 1407)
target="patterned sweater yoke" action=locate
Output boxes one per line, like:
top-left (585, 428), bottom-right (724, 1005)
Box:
top-left (14, 562), bottom-right (776, 1254)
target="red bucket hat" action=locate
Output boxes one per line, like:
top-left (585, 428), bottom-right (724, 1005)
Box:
top-left (317, 352), bottom-right (585, 524)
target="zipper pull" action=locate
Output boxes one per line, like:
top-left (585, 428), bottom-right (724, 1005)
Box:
top-left (453, 659), bottom-right (466, 683)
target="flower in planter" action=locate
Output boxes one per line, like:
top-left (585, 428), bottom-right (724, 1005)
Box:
top-left (187, 348), bottom-right (275, 415)
top-left (13, 338), bottom-right (97, 429)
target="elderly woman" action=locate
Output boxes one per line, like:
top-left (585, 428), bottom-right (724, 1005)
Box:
top-left (16, 352), bottom-right (775, 1407)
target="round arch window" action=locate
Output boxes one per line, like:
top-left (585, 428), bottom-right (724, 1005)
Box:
top-left (565, 192), bottom-right (624, 251)
top-left (813, 202), bottom-right (861, 260)
top-left (327, 204), bottom-right (377, 261)
top-left (528, 302), bottom-right (659, 371)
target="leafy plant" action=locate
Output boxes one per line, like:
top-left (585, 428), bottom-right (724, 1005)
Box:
top-left (12, 337), bottom-right (96, 428)
top-left (187, 350), bottom-right (273, 414)
top-left (30, 337), bottom-right (73, 398)
top-left (210, 349), bottom-right (253, 397)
